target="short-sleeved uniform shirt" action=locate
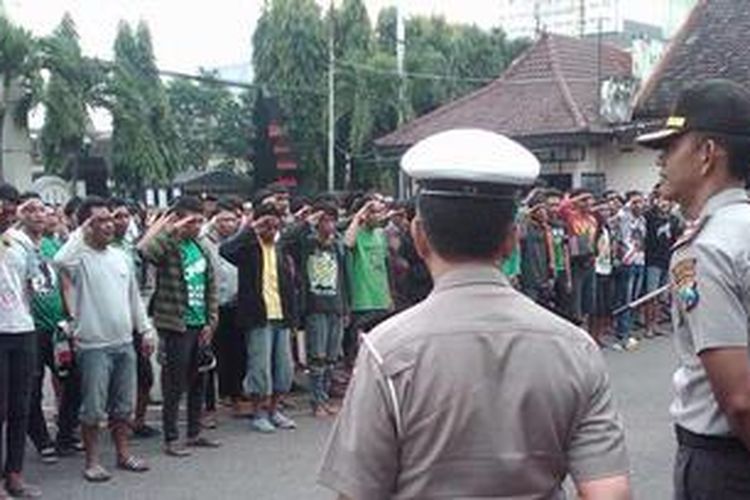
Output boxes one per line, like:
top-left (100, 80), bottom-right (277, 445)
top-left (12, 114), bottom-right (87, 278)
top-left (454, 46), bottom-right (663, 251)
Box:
top-left (670, 188), bottom-right (750, 436)
top-left (319, 265), bottom-right (628, 499)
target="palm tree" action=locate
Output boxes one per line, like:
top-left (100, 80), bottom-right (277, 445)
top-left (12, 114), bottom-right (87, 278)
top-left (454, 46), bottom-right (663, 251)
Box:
top-left (0, 16), bottom-right (41, 181)
top-left (40, 13), bottom-right (105, 176)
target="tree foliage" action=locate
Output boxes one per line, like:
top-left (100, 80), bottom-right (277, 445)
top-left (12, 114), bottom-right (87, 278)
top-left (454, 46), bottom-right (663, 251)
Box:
top-left (253, 0), bottom-right (327, 189)
top-left (107, 21), bottom-right (180, 193)
top-left (253, 0), bottom-right (530, 191)
top-left (39, 13), bottom-right (105, 174)
top-left (0, 15), bottom-right (42, 180)
top-left (167, 71), bottom-right (253, 172)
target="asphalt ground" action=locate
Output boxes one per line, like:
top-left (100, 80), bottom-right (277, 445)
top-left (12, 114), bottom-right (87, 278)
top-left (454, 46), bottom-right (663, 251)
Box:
top-left (23, 333), bottom-right (677, 500)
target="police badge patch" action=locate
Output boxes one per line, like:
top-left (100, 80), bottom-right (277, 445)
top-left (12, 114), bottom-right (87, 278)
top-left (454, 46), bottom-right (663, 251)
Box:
top-left (672, 258), bottom-right (699, 312)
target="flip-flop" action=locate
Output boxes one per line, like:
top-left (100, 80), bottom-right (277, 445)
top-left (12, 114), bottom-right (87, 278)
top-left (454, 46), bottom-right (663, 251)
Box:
top-left (83, 465), bottom-right (112, 483)
top-left (186, 436), bottom-right (221, 448)
top-left (117, 455), bottom-right (150, 473)
top-left (164, 444), bottom-right (192, 457)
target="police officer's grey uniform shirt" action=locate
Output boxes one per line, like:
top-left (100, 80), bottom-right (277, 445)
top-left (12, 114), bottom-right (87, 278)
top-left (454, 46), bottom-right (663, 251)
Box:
top-left (319, 265), bottom-right (628, 499)
top-left (670, 188), bottom-right (750, 436)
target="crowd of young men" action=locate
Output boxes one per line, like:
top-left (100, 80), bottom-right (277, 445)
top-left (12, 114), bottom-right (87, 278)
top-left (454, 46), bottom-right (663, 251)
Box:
top-left (513, 185), bottom-right (683, 351)
top-left (0, 175), bottom-right (681, 495)
top-left (0, 181), bottom-right (434, 495)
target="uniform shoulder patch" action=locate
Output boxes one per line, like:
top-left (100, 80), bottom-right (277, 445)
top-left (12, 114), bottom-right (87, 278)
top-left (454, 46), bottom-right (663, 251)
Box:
top-left (672, 258), bottom-right (699, 312)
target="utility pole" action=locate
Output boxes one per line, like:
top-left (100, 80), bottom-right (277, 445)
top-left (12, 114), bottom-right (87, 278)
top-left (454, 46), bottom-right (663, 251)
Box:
top-left (327, 0), bottom-right (335, 192)
top-left (396, 3), bottom-right (407, 198)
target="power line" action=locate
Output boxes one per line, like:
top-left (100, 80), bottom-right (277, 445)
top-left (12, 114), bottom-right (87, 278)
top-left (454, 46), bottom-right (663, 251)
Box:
top-left (92, 58), bottom-right (329, 98)
top-left (336, 59), bottom-right (497, 84)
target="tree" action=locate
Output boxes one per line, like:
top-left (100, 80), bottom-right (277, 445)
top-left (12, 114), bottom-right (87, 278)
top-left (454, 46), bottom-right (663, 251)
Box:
top-left (107, 21), bottom-right (180, 194)
top-left (39, 13), bottom-right (105, 175)
top-left (253, 0), bottom-right (327, 190)
top-left (167, 71), bottom-right (254, 172)
top-left (253, 1), bottom-right (530, 191)
top-left (0, 16), bottom-right (41, 181)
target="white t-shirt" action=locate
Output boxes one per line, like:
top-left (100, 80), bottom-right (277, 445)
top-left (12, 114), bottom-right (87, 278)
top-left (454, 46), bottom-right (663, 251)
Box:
top-left (0, 230), bottom-right (36, 333)
top-left (54, 231), bottom-right (152, 349)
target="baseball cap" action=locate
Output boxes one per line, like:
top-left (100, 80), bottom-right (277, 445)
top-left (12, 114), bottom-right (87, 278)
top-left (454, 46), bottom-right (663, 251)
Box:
top-left (401, 129), bottom-right (540, 200)
top-left (637, 79), bottom-right (750, 149)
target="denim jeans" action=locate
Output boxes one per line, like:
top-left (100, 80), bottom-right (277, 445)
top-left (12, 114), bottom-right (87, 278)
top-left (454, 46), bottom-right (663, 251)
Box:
top-left (0, 331), bottom-right (36, 474)
top-left (615, 264), bottom-right (645, 341)
top-left (245, 322), bottom-right (293, 397)
top-left (77, 343), bottom-right (136, 425)
top-left (306, 314), bottom-right (344, 407)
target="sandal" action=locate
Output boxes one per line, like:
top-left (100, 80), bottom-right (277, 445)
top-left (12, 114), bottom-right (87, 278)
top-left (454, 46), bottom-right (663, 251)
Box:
top-left (117, 455), bottom-right (149, 473)
top-left (5, 481), bottom-right (42, 498)
top-left (164, 443), bottom-right (191, 457)
top-left (186, 436), bottom-right (221, 448)
top-left (83, 465), bottom-right (112, 483)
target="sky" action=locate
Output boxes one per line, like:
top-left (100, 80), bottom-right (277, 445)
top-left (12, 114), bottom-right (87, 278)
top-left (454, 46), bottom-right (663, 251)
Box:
top-left (4, 0), bottom-right (675, 75)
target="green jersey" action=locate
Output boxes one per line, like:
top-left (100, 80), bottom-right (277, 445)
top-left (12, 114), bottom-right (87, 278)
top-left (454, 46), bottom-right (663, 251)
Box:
top-left (348, 228), bottom-right (392, 312)
top-left (180, 240), bottom-right (208, 327)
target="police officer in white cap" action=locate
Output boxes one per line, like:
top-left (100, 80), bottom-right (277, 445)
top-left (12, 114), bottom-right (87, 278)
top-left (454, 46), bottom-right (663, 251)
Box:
top-left (318, 129), bottom-right (631, 500)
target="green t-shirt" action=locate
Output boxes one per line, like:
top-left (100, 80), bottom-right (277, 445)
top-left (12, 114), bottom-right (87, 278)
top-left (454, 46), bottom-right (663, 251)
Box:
top-left (501, 244), bottom-right (521, 279)
top-left (550, 224), bottom-right (567, 275)
top-left (31, 237), bottom-right (66, 333)
top-left (180, 240), bottom-right (208, 327)
top-left (40, 236), bottom-right (62, 259)
top-left (348, 228), bottom-right (392, 312)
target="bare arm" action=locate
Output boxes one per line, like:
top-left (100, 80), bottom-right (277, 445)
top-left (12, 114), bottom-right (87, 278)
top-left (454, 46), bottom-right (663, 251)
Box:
top-left (344, 202), bottom-right (372, 248)
top-left (700, 348), bottom-right (750, 450)
top-left (577, 475), bottom-right (631, 500)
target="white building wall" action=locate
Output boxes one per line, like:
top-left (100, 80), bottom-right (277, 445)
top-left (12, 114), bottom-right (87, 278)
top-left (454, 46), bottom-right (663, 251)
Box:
top-left (0, 80), bottom-right (34, 191)
top-left (538, 141), bottom-right (659, 193)
top-left (596, 142), bottom-right (660, 193)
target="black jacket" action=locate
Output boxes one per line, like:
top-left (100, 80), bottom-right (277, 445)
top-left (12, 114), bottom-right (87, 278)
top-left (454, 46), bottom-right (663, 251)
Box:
top-left (219, 228), bottom-right (299, 331)
top-left (282, 221), bottom-right (350, 317)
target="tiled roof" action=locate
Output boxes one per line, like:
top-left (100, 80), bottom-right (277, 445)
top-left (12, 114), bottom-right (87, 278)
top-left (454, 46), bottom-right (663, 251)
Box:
top-left (634, 0), bottom-right (750, 119)
top-left (375, 33), bottom-right (631, 148)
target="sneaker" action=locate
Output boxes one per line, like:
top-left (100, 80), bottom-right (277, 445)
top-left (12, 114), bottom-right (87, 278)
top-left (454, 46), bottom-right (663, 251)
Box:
top-left (270, 411), bottom-right (297, 430)
top-left (251, 415), bottom-right (276, 434)
top-left (611, 342), bottom-right (625, 352)
top-left (626, 337), bottom-right (640, 351)
top-left (644, 329), bottom-right (655, 339)
top-left (39, 447), bottom-right (59, 465)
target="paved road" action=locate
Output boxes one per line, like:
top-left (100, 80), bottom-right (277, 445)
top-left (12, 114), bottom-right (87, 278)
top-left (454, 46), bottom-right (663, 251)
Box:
top-left (25, 335), bottom-right (677, 500)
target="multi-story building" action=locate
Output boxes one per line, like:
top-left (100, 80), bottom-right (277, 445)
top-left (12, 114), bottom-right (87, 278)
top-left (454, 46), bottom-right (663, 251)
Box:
top-left (499, 0), bottom-right (624, 40)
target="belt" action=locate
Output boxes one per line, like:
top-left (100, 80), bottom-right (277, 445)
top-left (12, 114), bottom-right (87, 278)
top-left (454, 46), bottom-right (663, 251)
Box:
top-left (675, 425), bottom-right (749, 454)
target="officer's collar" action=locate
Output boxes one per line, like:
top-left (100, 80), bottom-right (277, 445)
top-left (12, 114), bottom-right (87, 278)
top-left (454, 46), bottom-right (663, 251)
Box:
top-left (433, 263), bottom-right (509, 292)
top-left (700, 187), bottom-right (749, 219)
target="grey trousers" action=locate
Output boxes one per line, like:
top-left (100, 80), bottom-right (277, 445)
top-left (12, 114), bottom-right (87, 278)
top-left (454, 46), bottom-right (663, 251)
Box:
top-left (160, 328), bottom-right (205, 443)
top-left (674, 442), bottom-right (750, 499)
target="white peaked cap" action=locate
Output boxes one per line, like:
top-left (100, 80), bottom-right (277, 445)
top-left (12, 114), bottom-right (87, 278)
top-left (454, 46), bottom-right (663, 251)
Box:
top-left (401, 129), bottom-right (540, 187)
